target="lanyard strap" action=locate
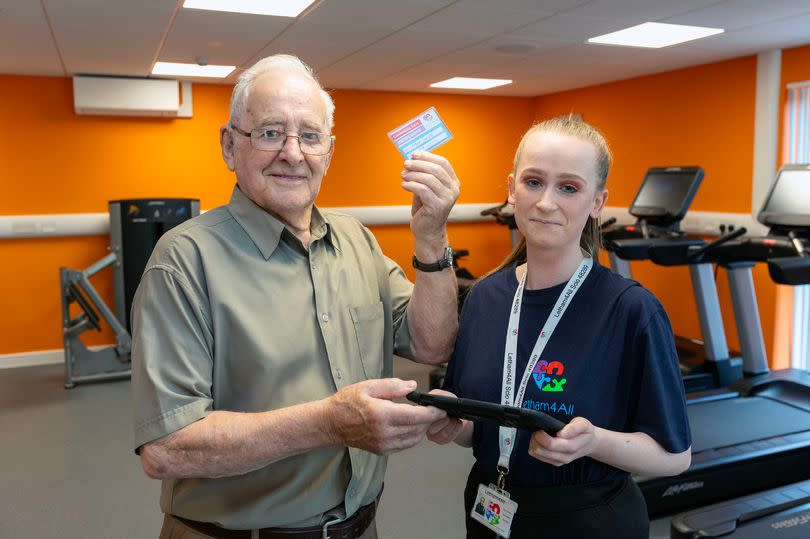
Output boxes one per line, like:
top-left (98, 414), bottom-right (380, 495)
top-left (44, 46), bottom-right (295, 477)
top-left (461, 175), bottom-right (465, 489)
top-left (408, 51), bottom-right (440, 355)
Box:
top-left (497, 257), bottom-right (593, 472)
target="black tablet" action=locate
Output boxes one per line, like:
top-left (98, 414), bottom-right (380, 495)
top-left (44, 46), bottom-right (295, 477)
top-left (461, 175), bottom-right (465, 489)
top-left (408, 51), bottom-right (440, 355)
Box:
top-left (406, 391), bottom-right (566, 435)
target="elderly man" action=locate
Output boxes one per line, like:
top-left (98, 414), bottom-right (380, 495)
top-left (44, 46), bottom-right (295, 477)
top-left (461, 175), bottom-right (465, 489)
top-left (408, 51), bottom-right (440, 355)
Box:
top-left (131, 54), bottom-right (461, 539)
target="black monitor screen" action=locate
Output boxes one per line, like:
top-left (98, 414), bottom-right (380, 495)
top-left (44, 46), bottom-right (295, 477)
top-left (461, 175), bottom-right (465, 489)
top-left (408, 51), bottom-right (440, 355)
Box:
top-left (761, 168), bottom-right (810, 216)
top-left (630, 168), bottom-right (702, 221)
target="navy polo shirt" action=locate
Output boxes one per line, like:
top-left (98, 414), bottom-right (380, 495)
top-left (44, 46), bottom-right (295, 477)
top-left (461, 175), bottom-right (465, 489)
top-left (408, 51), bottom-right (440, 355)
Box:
top-left (444, 261), bottom-right (691, 487)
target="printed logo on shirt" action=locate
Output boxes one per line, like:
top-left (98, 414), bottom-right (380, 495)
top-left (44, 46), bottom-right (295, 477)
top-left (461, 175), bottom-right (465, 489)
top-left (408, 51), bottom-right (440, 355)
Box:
top-left (531, 360), bottom-right (566, 392)
top-left (524, 360), bottom-right (575, 416)
top-left (522, 399), bottom-right (575, 416)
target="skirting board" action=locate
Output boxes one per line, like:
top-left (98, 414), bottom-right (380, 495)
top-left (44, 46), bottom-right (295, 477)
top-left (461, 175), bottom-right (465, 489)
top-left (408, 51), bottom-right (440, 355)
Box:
top-left (0, 346), bottom-right (108, 369)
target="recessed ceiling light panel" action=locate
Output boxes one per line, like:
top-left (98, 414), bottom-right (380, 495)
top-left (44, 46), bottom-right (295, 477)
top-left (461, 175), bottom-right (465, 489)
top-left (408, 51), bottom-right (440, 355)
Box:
top-left (430, 77), bottom-right (513, 90)
top-left (152, 62), bottom-right (235, 78)
top-left (588, 22), bottom-right (724, 49)
top-left (183, 0), bottom-right (317, 17)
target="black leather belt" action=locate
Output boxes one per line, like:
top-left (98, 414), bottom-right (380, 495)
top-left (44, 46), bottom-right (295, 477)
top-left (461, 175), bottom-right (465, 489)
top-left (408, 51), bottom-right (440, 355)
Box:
top-left (175, 500), bottom-right (376, 539)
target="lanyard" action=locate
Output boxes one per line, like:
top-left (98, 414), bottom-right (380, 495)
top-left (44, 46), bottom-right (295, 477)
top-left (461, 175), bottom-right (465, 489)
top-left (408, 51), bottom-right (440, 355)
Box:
top-left (497, 257), bottom-right (592, 473)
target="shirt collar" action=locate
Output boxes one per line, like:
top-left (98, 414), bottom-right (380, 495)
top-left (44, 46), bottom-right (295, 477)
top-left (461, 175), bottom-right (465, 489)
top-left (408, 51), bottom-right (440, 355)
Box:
top-left (228, 185), bottom-right (338, 259)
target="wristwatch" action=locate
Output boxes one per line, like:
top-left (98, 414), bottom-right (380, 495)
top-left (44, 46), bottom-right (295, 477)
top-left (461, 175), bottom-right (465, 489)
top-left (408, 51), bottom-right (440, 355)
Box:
top-left (412, 246), bottom-right (454, 272)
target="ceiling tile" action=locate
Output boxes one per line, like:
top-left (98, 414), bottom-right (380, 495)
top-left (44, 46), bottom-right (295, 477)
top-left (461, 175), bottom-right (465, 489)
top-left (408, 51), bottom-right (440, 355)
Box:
top-left (161, 8), bottom-right (290, 67)
top-left (665, 0), bottom-right (810, 31)
top-left (569, 0), bottom-right (724, 21)
top-left (510, 13), bottom-right (629, 42)
top-left (318, 29), bottom-right (486, 87)
top-left (245, 0), bottom-right (457, 69)
top-left (409, 1), bottom-right (557, 35)
top-left (44, 0), bottom-right (177, 76)
top-left (0, 0), bottom-right (63, 76)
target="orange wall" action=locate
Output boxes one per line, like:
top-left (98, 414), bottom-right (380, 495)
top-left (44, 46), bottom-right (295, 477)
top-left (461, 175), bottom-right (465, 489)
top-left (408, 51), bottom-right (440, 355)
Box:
top-left (4, 47), bottom-right (809, 360)
top-left (533, 57), bottom-right (772, 361)
top-left (0, 75), bottom-right (532, 355)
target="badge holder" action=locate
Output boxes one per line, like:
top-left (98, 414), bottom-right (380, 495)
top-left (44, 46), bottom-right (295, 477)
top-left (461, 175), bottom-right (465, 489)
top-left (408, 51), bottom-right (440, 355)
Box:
top-left (470, 466), bottom-right (518, 538)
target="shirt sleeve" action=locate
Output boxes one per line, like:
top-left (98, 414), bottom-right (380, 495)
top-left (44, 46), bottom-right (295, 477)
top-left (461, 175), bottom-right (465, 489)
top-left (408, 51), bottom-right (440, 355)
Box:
top-left (131, 264), bottom-right (214, 453)
top-left (628, 308), bottom-right (692, 454)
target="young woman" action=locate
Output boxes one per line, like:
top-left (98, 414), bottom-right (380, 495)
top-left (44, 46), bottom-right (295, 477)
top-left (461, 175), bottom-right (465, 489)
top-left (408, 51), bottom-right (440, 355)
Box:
top-left (427, 117), bottom-right (691, 538)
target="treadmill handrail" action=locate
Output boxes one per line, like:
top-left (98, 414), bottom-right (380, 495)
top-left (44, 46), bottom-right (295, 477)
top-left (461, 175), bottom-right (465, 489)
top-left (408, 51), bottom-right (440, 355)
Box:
top-left (688, 227), bottom-right (747, 262)
top-left (788, 230), bottom-right (807, 256)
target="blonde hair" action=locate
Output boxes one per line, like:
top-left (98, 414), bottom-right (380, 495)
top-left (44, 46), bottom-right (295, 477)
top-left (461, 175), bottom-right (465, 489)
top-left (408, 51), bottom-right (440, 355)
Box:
top-left (489, 115), bottom-right (612, 276)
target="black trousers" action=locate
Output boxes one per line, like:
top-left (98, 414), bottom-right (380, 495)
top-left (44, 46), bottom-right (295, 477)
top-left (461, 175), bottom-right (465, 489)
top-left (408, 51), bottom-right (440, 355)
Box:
top-left (464, 462), bottom-right (649, 539)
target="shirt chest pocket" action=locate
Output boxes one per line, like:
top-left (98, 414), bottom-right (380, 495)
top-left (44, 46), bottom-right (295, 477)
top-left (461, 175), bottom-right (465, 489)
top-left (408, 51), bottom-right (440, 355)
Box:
top-left (349, 301), bottom-right (385, 380)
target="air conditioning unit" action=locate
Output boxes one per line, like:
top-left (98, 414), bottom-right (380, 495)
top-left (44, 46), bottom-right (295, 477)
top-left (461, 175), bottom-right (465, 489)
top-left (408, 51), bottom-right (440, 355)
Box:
top-left (72, 76), bottom-right (191, 117)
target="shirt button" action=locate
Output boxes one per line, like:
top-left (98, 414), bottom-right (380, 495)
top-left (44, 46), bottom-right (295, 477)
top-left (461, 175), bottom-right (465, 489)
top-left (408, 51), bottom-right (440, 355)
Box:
top-left (321, 313), bottom-right (330, 323)
top-left (349, 487), bottom-right (356, 497)
top-left (336, 368), bottom-right (343, 380)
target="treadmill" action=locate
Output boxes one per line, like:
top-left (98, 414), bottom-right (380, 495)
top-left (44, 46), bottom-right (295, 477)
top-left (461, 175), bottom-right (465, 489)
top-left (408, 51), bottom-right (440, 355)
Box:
top-left (636, 165), bottom-right (810, 518)
top-left (603, 167), bottom-right (743, 392)
top-left (670, 479), bottom-right (810, 538)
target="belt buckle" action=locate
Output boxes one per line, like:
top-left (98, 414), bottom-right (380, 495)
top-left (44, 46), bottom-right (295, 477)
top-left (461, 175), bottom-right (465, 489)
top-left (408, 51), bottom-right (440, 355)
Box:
top-left (321, 516), bottom-right (341, 539)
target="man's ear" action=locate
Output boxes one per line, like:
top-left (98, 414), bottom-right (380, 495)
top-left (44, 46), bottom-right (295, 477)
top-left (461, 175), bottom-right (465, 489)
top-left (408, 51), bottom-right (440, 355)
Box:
top-left (220, 125), bottom-right (235, 171)
top-left (591, 188), bottom-right (608, 219)
top-left (323, 138), bottom-right (335, 173)
top-left (507, 173), bottom-right (516, 205)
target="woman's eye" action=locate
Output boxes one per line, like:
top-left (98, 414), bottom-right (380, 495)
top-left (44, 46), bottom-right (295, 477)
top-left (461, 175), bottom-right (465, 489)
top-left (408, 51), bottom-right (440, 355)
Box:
top-left (526, 179), bottom-right (541, 188)
top-left (561, 184), bottom-right (579, 194)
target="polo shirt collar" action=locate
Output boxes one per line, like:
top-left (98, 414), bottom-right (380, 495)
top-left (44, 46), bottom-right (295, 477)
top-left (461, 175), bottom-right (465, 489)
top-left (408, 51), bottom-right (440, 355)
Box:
top-left (228, 185), bottom-right (338, 259)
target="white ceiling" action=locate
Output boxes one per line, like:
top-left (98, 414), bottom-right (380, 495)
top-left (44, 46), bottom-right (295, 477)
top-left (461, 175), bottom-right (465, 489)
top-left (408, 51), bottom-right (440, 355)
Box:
top-left (2, 0), bottom-right (810, 96)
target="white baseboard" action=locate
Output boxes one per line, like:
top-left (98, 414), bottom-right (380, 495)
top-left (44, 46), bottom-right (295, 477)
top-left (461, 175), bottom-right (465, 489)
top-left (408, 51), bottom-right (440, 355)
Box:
top-left (0, 349), bottom-right (65, 369)
top-left (0, 345), bottom-right (110, 369)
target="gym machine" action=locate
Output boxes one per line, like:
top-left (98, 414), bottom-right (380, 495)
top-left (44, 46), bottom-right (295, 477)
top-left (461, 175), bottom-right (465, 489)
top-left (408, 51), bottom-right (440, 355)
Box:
top-left (635, 165), bottom-right (810, 518)
top-left (602, 167), bottom-right (743, 392)
top-left (60, 198), bottom-right (198, 388)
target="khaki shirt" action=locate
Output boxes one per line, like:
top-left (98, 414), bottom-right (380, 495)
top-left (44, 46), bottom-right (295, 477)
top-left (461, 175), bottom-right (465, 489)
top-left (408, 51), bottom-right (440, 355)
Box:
top-left (131, 186), bottom-right (413, 529)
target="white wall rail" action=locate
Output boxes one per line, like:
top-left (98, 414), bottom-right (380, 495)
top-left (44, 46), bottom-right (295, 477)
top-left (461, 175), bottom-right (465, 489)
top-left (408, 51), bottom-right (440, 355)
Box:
top-left (0, 206), bottom-right (769, 240)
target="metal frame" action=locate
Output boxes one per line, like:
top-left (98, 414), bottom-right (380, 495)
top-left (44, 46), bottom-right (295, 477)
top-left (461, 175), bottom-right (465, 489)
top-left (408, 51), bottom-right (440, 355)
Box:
top-left (688, 263), bottom-right (731, 363)
top-left (725, 262), bottom-right (769, 375)
top-left (60, 252), bottom-right (131, 388)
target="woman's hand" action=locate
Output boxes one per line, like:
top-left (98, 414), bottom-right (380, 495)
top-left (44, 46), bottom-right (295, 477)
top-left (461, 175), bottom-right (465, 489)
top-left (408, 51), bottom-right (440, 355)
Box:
top-left (425, 389), bottom-right (465, 445)
top-left (528, 417), bottom-right (600, 466)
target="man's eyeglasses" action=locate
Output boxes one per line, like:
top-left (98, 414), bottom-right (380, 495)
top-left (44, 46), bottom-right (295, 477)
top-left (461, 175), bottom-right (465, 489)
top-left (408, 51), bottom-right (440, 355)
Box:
top-left (230, 125), bottom-right (334, 156)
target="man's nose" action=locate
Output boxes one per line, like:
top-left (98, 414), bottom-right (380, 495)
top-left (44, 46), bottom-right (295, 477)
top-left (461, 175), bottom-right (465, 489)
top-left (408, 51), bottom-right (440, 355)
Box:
top-left (278, 135), bottom-right (304, 164)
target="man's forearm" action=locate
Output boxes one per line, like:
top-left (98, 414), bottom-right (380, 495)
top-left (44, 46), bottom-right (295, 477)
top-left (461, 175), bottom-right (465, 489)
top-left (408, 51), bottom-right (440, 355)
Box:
top-left (590, 428), bottom-right (691, 476)
top-left (140, 400), bottom-right (337, 480)
top-left (407, 235), bottom-right (458, 364)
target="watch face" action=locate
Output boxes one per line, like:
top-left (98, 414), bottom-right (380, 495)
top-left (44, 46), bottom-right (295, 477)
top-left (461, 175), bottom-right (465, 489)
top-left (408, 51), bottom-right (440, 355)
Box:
top-left (444, 247), bottom-right (454, 267)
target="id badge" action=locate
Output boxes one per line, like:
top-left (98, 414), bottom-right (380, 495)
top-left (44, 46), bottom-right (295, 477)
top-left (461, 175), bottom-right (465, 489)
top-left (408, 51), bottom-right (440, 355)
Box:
top-left (387, 106), bottom-right (453, 158)
top-left (470, 483), bottom-right (517, 538)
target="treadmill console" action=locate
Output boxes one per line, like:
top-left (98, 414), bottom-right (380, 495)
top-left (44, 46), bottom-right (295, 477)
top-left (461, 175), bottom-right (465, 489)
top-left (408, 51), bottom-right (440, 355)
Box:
top-left (758, 164), bottom-right (810, 230)
top-left (629, 166), bottom-right (704, 227)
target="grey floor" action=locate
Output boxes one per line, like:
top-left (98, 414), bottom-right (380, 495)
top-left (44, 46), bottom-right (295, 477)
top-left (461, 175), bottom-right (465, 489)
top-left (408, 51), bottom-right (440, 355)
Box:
top-left (0, 358), bottom-right (671, 538)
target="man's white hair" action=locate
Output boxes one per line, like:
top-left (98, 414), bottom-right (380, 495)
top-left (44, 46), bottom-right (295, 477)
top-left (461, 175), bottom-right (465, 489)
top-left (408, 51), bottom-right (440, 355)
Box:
top-left (228, 54), bottom-right (335, 132)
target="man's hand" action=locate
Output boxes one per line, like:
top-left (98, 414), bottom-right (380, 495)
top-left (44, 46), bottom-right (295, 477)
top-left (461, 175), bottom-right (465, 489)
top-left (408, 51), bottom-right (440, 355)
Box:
top-left (425, 389), bottom-right (464, 445)
top-left (527, 417), bottom-right (599, 466)
top-left (327, 378), bottom-right (446, 455)
top-left (401, 151), bottom-right (460, 246)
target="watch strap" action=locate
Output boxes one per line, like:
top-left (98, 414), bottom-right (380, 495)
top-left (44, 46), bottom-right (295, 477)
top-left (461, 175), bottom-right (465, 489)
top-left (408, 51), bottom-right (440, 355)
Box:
top-left (412, 246), bottom-right (453, 272)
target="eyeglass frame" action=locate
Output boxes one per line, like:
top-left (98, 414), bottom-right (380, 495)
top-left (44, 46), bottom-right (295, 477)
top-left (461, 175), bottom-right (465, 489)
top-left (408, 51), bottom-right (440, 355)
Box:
top-left (230, 125), bottom-right (335, 156)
